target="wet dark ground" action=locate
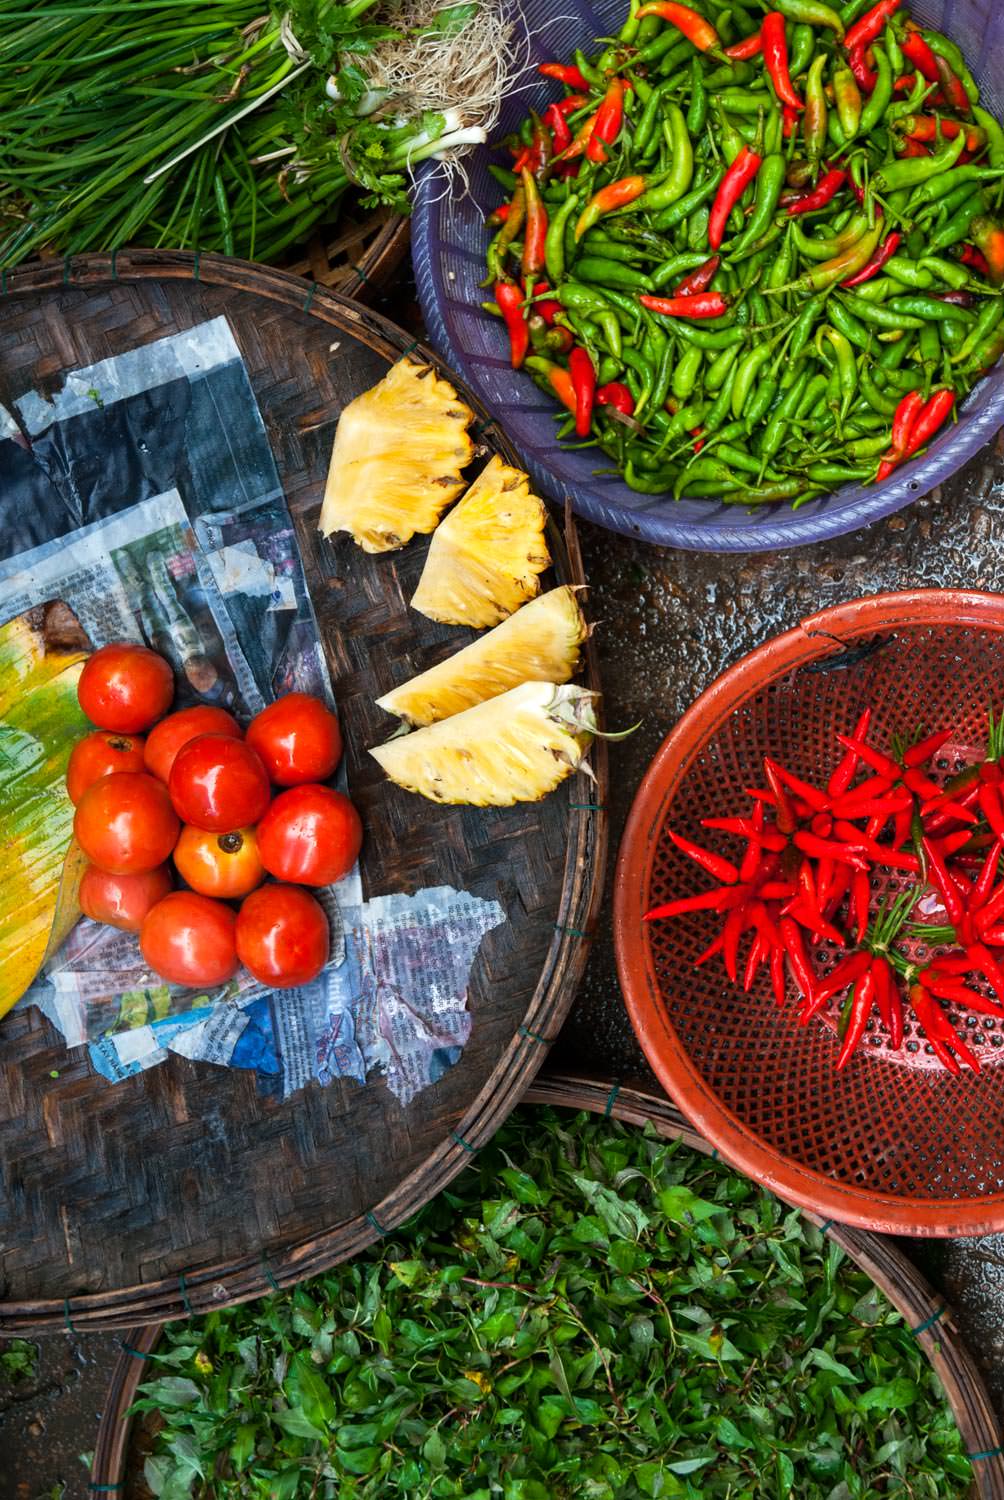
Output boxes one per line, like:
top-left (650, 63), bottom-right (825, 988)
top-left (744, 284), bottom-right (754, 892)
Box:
top-left (5, 294), bottom-right (1004, 1498)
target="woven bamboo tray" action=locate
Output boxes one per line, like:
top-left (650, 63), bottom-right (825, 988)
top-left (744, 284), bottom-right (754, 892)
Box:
top-left (0, 251), bottom-right (606, 1334)
top-left (280, 204), bottom-right (409, 301)
top-left (89, 1082), bottom-right (1004, 1498)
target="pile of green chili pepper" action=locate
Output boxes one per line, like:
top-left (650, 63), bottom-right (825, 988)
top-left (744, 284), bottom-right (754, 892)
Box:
top-left (481, 0), bottom-right (1004, 507)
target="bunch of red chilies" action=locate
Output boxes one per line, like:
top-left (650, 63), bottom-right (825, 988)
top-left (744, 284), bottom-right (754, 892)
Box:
top-left (645, 709), bottom-right (1004, 1074)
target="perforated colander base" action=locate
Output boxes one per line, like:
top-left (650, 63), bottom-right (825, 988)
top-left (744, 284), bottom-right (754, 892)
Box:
top-left (617, 598), bottom-right (1004, 1228)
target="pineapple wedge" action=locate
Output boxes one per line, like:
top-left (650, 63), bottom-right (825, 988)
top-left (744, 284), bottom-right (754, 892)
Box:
top-left (319, 358), bottom-right (475, 553)
top-left (410, 454), bottom-right (550, 627)
top-left (370, 682), bottom-right (598, 806)
top-left (376, 587), bottom-right (588, 727)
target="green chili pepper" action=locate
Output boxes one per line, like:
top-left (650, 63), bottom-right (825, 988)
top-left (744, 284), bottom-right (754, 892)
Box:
top-left (632, 80), bottom-right (670, 162)
top-left (574, 257), bottom-right (656, 291)
top-left (859, 363), bottom-right (900, 415)
top-left (647, 331), bottom-right (676, 414)
top-left (705, 353), bottom-right (740, 407)
top-left (914, 166), bottom-right (1004, 208)
top-left (789, 295), bottom-right (827, 357)
top-left (672, 320), bottom-right (747, 350)
top-left (729, 479), bottom-right (818, 504)
top-left (558, 282), bottom-right (616, 315)
top-left (674, 456), bottom-right (743, 498)
top-left (918, 256), bottom-right (972, 291)
top-left (651, 170), bottom-right (724, 233)
top-left (927, 194), bottom-right (986, 256)
top-left (876, 130), bottom-right (967, 194)
top-left (631, 106), bottom-right (694, 213)
top-left (803, 55), bottom-right (829, 165)
top-left (597, 354), bottom-right (623, 385)
top-left (672, 344), bottom-right (705, 402)
top-left (545, 195), bottom-right (580, 284)
top-left (953, 298), bottom-right (1004, 364)
top-left (625, 461), bottom-right (678, 494)
top-left (688, 206), bottom-right (711, 250)
top-left (761, 368), bottom-right (812, 457)
top-left (766, 224), bottom-right (796, 292)
top-left (818, 326), bottom-right (857, 418)
top-left (962, 321), bottom-right (1004, 376)
top-left (886, 295), bottom-right (975, 324)
top-left (884, 21), bottom-right (903, 76)
top-left (789, 23), bottom-right (816, 75)
top-left (488, 164), bottom-right (519, 193)
top-left (806, 462), bottom-right (872, 482)
top-left (828, 298), bottom-right (873, 351)
top-left (860, 44), bottom-right (893, 136)
top-left (774, 0), bottom-right (844, 36)
top-left (650, 250), bottom-right (717, 287)
top-left (715, 104), bottom-right (747, 167)
top-left (974, 107), bottom-right (1004, 171)
top-left (732, 345), bottom-right (774, 418)
top-left (838, 290), bottom-right (925, 330)
top-left (728, 154), bottom-right (786, 259)
top-left (882, 255), bottom-right (936, 290)
top-left (796, 370), bottom-right (830, 418)
top-left (796, 224), bottom-right (884, 291)
top-left (485, 183), bottom-right (525, 283)
top-left (793, 212), bottom-right (872, 261)
top-left (686, 57), bottom-right (708, 137)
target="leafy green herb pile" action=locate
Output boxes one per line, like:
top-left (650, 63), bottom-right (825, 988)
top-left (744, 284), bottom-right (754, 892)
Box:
top-left (134, 1108), bottom-right (971, 1498)
top-left (0, 1), bottom-right (493, 267)
top-left (0, 1338), bottom-right (38, 1384)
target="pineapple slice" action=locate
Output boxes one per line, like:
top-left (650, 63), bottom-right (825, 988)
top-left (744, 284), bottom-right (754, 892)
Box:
top-left (370, 682), bottom-right (598, 806)
top-left (319, 358), bottom-right (475, 553)
top-left (410, 454), bottom-right (550, 627)
top-left (376, 587), bottom-right (588, 727)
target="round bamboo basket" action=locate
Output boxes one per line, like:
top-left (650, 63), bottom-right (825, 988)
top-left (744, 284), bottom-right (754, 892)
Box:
top-left (279, 203), bottom-right (409, 302)
top-left (90, 1083), bottom-right (1004, 1498)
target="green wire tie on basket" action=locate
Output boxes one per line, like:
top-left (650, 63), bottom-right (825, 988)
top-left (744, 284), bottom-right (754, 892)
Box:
top-left (117, 1341), bottom-right (149, 1361)
top-left (912, 1304), bottom-right (948, 1336)
top-left (89, 1484), bottom-right (123, 1492)
top-left (968, 1446), bottom-right (1004, 1463)
top-left (450, 1130), bottom-right (478, 1154)
top-left (62, 256), bottom-right (73, 286)
top-left (365, 1209), bottom-right (391, 1237)
top-left (63, 1298), bottom-right (77, 1334)
top-left (603, 1081), bottom-right (621, 1118)
top-left (191, 252), bottom-right (201, 283)
top-left (178, 1272), bottom-right (193, 1316)
top-left (301, 281), bottom-right (318, 314)
top-left (260, 1253), bottom-right (281, 1293)
top-left (518, 1024), bottom-right (553, 1047)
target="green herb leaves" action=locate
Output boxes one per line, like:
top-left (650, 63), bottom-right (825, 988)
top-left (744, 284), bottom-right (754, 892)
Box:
top-left (134, 1109), bottom-right (972, 1498)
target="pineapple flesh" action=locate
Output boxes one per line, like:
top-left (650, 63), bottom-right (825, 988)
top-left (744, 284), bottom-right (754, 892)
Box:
top-left (319, 358), bottom-right (475, 553)
top-left (410, 454), bottom-right (550, 627)
top-left (370, 682), bottom-right (598, 806)
top-left (376, 587), bottom-right (588, 728)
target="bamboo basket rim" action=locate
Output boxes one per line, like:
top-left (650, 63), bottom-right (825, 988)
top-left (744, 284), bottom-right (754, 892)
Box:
top-left (0, 252), bottom-right (608, 1334)
top-left (89, 1075), bottom-right (1004, 1498)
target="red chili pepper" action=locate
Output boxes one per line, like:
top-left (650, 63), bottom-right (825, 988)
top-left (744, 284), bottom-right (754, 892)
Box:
top-left (910, 985), bottom-right (979, 1073)
top-left (785, 168), bottom-right (848, 218)
top-left (874, 958), bottom-right (904, 1048)
top-left (575, 175), bottom-right (648, 240)
top-left (596, 381), bottom-right (636, 416)
top-left (779, 916), bottom-right (818, 1005)
top-left (875, 387), bottom-right (925, 480)
top-left (743, 932), bottom-right (768, 991)
top-left (844, 0), bottom-right (901, 52)
top-left (923, 978), bottom-right (1004, 1020)
top-left (972, 838), bottom-right (1003, 908)
top-left (904, 728), bottom-right (953, 768)
top-left (708, 146), bottom-right (763, 251)
top-left (761, 12), bottom-right (803, 110)
top-left (496, 281), bottom-right (528, 368)
top-left (538, 62), bottom-right (591, 90)
top-left (740, 803), bottom-right (767, 882)
top-left (568, 346), bottom-right (596, 439)
top-left (695, 932), bottom-right (726, 966)
top-left (921, 833), bottom-right (965, 924)
top-left (901, 116), bottom-right (984, 151)
top-left (726, 28), bottom-right (763, 59)
top-left (722, 904), bottom-right (748, 982)
top-left (770, 944), bottom-right (787, 1006)
top-left (489, 203), bottom-right (511, 227)
top-left (898, 138), bottom-right (931, 158)
top-left (934, 55), bottom-right (971, 114)
top-left (587, 78), bottom-right (624, 164)
top-left (834, 734), bottom-right (899, 781)
top-left (542, 103), bottom-right (573, 155)
top-left (847, 43), bottom-right (878, 94)
top-left (900, 30), bottom-right (940, 83)
top-left (902, 388), bottom-right (955, 458)
top-left (851, 867), bottom-right (870, 943)
top-left (793, 831), bottom-right (869, 868)
top-left (960, 243), bottom-right (992, 278)
top-left (828, 709), bottom-right (872, 797)
top-left (840, 229), bottom-right (901, 287)
top-left (837, 963), bottom-right (876, 1068)
top-left (673, 254), bottom-right (721, 297)
top-left (801, 950), bottom-right (871, 1021)
top-left (971, 217), bottom-right (1004, 287)
top-left (669, 829), bottom-right (740, 884)
top-left (766, 758), bottom-right (829, 812)
top-left (636, 1), bottom-right (721, 51)
top-left (810, 812), bottom-right (833, 837)
top-left (761, 759), bottom-right (797, 836)
top-left (644, 884), bottom-right (746, 920)
top-left (965, 942), bottom-right (1004, 1000)
top-left (520, 168), bottom-right (548, 281)
top-left (639, 291), bottom-right (730, 320)
top-left (830, 827), bottom-right (920, 871)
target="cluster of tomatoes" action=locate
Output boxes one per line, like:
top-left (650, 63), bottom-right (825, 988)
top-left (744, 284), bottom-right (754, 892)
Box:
top-left (69, 642), bottom-right (362, 991)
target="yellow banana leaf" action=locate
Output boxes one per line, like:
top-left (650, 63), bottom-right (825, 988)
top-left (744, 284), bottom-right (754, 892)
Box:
top-left (0, 603), bottom-right (91, 1020)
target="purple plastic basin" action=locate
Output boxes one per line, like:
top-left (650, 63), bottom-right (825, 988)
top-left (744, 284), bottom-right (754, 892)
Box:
top-left (413, 0), bottom-right (1004, 552)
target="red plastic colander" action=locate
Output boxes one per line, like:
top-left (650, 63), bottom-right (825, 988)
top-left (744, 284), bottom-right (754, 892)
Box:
top-left (615, 591), bottom-right (1004, 1236)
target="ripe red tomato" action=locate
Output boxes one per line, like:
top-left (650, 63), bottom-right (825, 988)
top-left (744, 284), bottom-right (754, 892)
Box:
top-left (168, 735), bottom-right (271, 833)
top-left (236, 884), bottom-right (330, 988)
top-left (144, 705), bottom-right (242, 784)
top-left (77, 642), bottom-right (174, 733)
top-left (257, 784), bottom-right (362, 887)
top-left (140, 891), bottom-right (239, 987)
top-left (74, 772), bottom-right (180, 875)
top-left (246, 693), bottom-right (343, 787)
top-left (80, 863), bottom-right (173, 932)
top-left (66, 730), bottom-right (146, 804)
top-left (174, 825), bottom-right (265, 899)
